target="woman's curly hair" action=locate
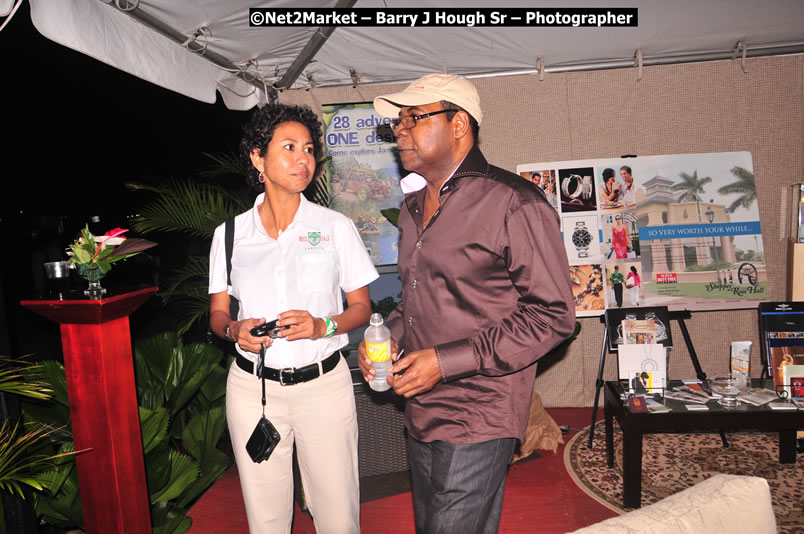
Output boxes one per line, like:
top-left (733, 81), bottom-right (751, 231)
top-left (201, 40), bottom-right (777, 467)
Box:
top-left (239, 103), bottom-right (324, 191)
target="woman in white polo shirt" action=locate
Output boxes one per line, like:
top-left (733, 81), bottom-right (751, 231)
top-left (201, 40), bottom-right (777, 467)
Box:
top-left (208, 104), bottom-right (378, 533)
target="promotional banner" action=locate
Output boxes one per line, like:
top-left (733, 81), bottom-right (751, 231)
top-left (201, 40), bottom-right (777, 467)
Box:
top-left (322, 102), bottom-right (405, 267)
top-left (518, 152), bottom-right (766, 315)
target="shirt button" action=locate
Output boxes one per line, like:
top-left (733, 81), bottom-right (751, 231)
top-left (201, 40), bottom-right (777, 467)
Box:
top-left (408, 316), bottom-right (414, 326)
top-left (411, 279), bottom-right (417, 288)
top-left (416, 240), bottom-right (422, 249)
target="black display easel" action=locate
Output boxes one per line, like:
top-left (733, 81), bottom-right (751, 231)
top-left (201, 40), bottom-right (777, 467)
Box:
top-left (587, 309), bottom-right (716, 448)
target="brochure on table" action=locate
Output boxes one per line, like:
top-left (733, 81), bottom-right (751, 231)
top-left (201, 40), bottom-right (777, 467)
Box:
top-left (618, 344), bottom-right (667, 393)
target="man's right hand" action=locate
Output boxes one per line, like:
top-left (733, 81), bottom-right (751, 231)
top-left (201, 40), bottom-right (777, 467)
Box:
top-left (230, 318), bottom-right (273, 354)
top-left (358, 338), bottom-right (399, 384)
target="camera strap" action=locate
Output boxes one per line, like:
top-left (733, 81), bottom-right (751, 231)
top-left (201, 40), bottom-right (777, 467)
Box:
top-left (259, 343), bottom-right (266, 416)
top-left (225, 216), bottom-right (241, 321)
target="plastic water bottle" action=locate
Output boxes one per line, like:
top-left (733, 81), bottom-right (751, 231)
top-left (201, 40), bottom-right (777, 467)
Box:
top-left (365, 313), bottom-right (392, 392)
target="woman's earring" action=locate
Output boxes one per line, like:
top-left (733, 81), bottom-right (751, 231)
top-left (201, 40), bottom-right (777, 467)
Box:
top-left (258, 172), bottom-right (265, 183)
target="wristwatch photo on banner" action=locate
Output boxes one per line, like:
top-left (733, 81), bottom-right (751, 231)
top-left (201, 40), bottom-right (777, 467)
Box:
top-left (571, 220), bottom-right (593, 258)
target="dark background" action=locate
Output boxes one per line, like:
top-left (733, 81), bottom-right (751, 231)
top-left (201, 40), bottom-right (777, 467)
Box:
top-left (0, 7), bottom-right (252, 358)
top-left (1, 7), bottom-right (249, 215)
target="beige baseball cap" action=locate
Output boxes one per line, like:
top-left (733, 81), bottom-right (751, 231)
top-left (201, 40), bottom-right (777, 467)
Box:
top-left (373, 73), bottom-right (483, 125)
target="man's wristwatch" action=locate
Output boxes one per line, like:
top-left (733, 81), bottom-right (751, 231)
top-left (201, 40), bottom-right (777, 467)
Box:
top-left (571, 221), bottom-right (593, 258)
top-left (223, 322), bottom-right (234, 341)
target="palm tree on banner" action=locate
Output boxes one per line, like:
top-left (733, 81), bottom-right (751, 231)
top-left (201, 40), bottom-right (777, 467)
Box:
top-left (717, 166), bottom-right (756, 213)
top-left (671, 169), bottom-right (713, 223)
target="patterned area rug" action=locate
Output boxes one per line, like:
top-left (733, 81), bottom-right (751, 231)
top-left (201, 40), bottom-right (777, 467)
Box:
top-left (564, 426), bottom-right (804, 533)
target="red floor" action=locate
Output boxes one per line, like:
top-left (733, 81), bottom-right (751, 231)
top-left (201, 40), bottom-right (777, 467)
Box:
top-left (187, 408), bottom-right (617, 533)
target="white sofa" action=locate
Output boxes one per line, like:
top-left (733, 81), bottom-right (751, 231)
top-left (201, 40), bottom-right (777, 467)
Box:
top-left (570, 474), bottom-right (776, 533)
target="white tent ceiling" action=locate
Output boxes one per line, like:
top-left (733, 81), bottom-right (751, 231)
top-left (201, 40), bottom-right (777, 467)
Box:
top-left (25, 0), bottom-right (804, 110)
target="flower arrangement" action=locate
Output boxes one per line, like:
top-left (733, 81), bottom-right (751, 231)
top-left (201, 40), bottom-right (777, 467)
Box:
top-left (67, 225), bottom-right (156, 295)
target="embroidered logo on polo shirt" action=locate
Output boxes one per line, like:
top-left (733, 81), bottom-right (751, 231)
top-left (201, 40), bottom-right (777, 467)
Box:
top-left (298, 232), bottom-right (329, 246)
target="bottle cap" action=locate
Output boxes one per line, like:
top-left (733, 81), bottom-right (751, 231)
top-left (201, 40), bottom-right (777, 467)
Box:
top-left (369, 312), bottom-right (383, 326)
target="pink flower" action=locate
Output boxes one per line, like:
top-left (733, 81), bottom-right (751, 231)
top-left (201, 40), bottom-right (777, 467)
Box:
top-left (92, 228), bottom-right (129, 259)
top-left (104, 228), bottom-right (128, 238)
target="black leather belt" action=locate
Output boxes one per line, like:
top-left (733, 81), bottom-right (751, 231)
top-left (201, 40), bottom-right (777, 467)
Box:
top-left (235, 351), bottom-right (341, 386)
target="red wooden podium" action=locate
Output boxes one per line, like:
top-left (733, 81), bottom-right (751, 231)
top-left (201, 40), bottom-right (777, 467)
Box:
top-left (21, 287), bottom-right (157, 534)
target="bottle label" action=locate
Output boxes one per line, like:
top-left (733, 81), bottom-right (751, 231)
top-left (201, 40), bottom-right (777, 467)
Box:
top-left (366, 340), bottom-right (391, 363)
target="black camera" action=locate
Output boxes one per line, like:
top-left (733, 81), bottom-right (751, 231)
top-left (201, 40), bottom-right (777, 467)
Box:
top-left (246, 415), bottom-right (280, 463)
top-left (250, 319), bottom-right (288, 338)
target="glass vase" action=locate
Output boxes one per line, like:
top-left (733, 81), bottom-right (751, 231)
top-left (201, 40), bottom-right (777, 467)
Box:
top-left (76, 263), bottom-right (107, 298)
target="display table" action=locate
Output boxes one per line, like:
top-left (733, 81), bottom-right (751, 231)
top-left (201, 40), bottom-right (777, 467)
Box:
top-left (604, 379), bottom-right (801, 508)
top-left (21, 288), bottom-right (157, 534)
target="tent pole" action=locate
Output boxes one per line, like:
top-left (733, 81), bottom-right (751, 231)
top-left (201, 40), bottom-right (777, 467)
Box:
top-left (275, 0), bottom-right (358, 90)
top-left (338, 44), bottom-right (804, 89)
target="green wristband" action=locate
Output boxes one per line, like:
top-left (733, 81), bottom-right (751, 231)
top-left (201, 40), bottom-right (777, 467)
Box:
top-left (323, 317), bottom-right (338, 338)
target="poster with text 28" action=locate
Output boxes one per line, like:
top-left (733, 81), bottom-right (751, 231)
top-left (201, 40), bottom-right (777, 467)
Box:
top-left (322, 102), bottom-right (405, 267)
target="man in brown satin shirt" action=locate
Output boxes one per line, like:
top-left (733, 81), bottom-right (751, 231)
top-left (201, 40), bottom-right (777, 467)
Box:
top-left (359, 74), bottom-right (575, 533)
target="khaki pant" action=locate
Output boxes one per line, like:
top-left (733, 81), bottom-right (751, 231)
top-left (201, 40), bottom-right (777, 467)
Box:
top-left (226, 356), bottom-right (360, 533)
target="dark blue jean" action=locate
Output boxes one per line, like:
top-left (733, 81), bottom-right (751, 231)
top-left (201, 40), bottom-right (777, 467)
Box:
top-left (407, 435), bottom-right (517, 534)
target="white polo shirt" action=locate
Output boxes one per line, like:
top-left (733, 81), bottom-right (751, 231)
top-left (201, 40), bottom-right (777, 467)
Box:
top-left (209, 194), bottom-right (379, 368)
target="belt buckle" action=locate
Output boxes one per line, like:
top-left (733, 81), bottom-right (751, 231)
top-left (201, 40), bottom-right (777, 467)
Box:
top-left (279, 367), bottom-right (296, 386)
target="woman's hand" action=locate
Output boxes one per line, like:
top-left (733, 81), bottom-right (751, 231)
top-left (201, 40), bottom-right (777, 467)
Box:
top-left (210, 293), bottom-right (273, 354)
top-left (230, 318), bottom-right (274, 354)
top-left (276, 310), bottom-right (326, 341)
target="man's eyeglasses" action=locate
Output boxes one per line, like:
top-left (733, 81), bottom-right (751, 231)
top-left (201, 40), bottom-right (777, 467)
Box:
top-left (390, 109), bottom-right (451, 130)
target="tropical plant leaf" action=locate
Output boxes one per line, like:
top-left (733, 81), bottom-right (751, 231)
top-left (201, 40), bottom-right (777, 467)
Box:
top-left (35, 496), bottom-right (81, 529)
top-left (34, 442), bottom-right (76, 497)
top-left (133, 334), bottom-right (223, 415)
top-left (171, 296), bottom-right (213, 336)
top-left (180, 405), bottom-right (226, 462)
top-left (176, 362), bottom-right (228, 439)
top-left (30, 442), bottom-right (84, 529)
top-left (36, 468), bottom-right (84, 529)
top-left (197, 364), bottom-right (228, 406)
top-left (134, 333), bottom-right (178, 410)
top-left (127, 178), bottom-right (251, 239)
top-left (95, 246), bottom-right (116, 262)
top-left (151, 501), bottom-right (192, 534)
top-left (159, 256), bottom-right (209, 301)
top-left (380, 207), bottom-right (400, 227)
top-left (0, 421), bottom-right (81, 499)
top-left (174, 448), bottom-right (231, 509)
top-left (164, 342), bottom-right (224, 415)
top-left (156, 255), bottom-right (212, 334)
top-left (145, 442), bottom-right (173, 499)
top-left (139, 406), bottom-right (170, 454)
top-left (303, 169), bottom-right (331, 206)
top-left (149, 451), bottom-right (199, 503)
top-left (32, 361), bottom-right (69, 407)
top-left (198, 151), bottom-right (249, 179)
top-left (0, 355), bottom-right (53, 400)
top-left (106, 237), bottom-right (158, 260)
